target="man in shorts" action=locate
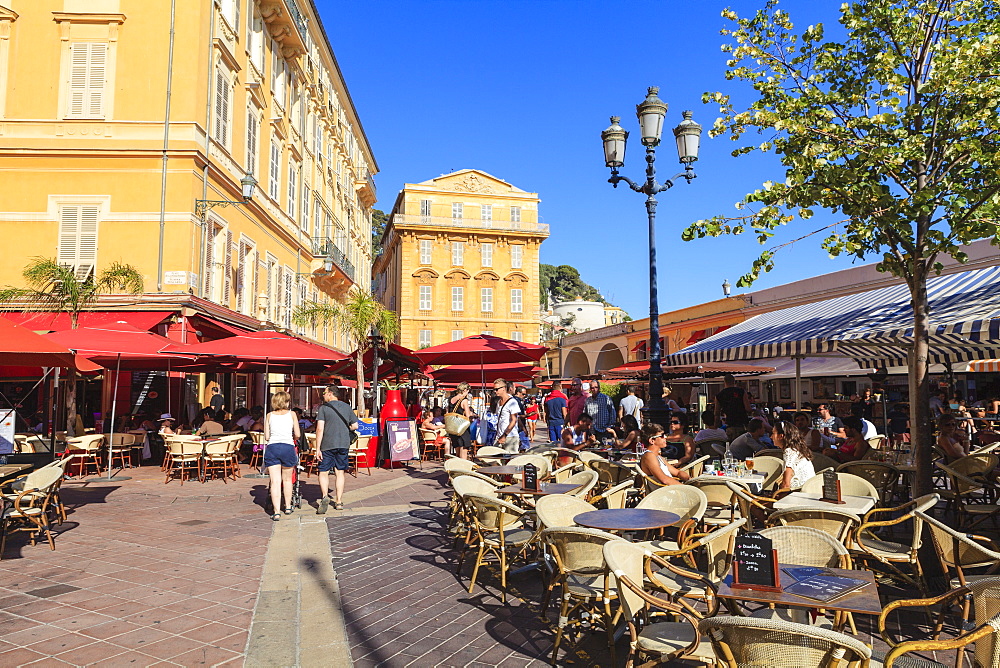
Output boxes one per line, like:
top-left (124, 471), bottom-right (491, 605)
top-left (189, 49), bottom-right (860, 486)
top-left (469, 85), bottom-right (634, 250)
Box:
top-left (314, 384), bottom-right (358, 514)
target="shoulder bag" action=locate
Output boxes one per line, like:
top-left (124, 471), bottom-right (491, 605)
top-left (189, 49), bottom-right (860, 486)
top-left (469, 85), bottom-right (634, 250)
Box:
top-left (328, 403), bottom-right (358, 445)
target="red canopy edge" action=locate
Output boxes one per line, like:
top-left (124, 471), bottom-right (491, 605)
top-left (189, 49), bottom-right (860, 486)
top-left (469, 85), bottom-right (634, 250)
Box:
top-left (413, 334), bottom-right (547, 367)
top-left (3, 311), bottom-right (170, 332)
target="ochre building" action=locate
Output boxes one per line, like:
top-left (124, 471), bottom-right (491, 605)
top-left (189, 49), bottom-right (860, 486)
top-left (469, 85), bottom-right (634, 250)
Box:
top-left (0, 0), bottom-right (376, 351)
top-left (373, 170), bottom-right (549, 349)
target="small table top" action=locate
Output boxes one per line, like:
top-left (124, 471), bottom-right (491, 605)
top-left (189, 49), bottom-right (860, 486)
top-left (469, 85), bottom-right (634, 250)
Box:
top-left (773, 491), bottom-right (876, 515)
top-left (698, 472), bottom-right (767, 485)
top-left (496, 482), bottom-right (581, 497)
top-left (717, 564), bottom-right (881, 617)
top-left (574, 508), bottom-right (680, 532)
top-left (0, 464), bottom-right (32, 485)
top-left (476, 465), bottom-right (524, 477)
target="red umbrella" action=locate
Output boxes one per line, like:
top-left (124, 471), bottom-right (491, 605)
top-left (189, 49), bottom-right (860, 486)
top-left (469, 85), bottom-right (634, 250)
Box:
top-left (326, 343), bottom-right (426, 378)
top-left (0, 318), bottom-right (99, 370)
top-left (45, 322), bottom-right (200, 370)
top-left (413, 334), bottom-right (547, 366)
top-left (164, 330), bottom-right (348, 372)
top-left (430, 363), bottom-right (542, 384)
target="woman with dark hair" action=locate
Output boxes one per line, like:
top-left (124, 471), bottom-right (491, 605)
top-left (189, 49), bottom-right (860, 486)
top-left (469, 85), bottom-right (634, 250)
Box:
top-left (775, 418), bottom-right (814, 490)
top-left (825, 416), bottom-right (871, 463)
top-left (792, 411), bottom-right (823, 452)
top-left (663, 412), bottom-right (696, 467)
top-left (618, 414), bottom-right (641, 452)
top-left (639, 422), bottom-right (688, 486)
top-left (937, 414), bottom-right (970, 461)
top-left (448, 382), bottom-right (473, 460)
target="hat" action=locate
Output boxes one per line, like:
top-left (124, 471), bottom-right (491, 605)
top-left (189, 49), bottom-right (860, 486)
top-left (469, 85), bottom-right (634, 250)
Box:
top-left (158, 413), bottom-right (174, 421)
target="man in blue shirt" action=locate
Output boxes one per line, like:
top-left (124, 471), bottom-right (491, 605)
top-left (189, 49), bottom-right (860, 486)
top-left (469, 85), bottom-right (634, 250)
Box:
top-left (543, 381), bottom-right (568, 443)
top-left (584, 380), bottom-right (616, 441)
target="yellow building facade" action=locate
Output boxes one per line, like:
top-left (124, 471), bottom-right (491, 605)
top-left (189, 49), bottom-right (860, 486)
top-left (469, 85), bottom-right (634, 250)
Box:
top-left (0, 0), bottom-right (376, 350)
top-left (373, 170), bottom-right (549, 349)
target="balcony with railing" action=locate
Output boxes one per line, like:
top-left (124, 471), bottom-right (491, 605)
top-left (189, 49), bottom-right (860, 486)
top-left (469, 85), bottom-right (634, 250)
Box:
top-left (309, 236), bottom-right (355, 298)
top-left (260, 0), bottom-right (308, 57)
top-left (391, 214), bottom-right (549, 236)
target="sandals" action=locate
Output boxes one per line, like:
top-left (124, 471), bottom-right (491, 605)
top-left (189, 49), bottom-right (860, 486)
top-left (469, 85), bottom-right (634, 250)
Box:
top-left (283, 509), bottom-right (294, 515)
top-left (270, 513), bottom-right (280, 521)
top-left (334, 501), bottom-right (345, 511)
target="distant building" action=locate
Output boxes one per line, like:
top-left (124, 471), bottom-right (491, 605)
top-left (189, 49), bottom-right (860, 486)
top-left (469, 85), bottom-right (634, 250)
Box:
top-left (605, 306), bottom-right (628, 326)
top-left (551, 299), bottom-right (606, 333)
top-left (373, 170), bottom-right (549, 348)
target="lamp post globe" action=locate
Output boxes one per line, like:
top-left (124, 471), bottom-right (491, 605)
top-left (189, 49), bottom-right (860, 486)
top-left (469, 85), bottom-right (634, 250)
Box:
top-left (722, 279), bottom-right (731, 297)
top-left (601, 116), bottom-right (628, 169)
top-left (673, 110), bottom-right (703, 164)
top-left (240, 172), bottom-right (258, 200)
top-left (635, 86), bottom-right (668, 147)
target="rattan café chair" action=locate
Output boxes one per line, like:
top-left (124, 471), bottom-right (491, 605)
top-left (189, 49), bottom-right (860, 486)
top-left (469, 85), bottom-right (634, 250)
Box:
top-left (462, 492), bottom-right (536, 603)
top-left (699, 615), bottom-right (872, 667)
top-left (0, 465), bottom-right (64, 558)
top-left (852, 493), bottom-right (939, 596)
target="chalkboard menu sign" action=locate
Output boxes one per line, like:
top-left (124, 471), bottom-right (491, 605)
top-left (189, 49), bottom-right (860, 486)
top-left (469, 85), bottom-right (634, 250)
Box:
top-left (521, 463), bottom-right (539, 491)
top-left (732, 531), bottom-right (782, 592)
top-left (820, 469), bottom-right (844, 504)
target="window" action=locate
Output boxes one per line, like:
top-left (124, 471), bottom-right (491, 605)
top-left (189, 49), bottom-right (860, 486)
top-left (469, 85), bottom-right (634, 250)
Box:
top-left (419, 285), bottom-right (432, 310)
top-left (236, 240), bottom-right (252, 313)
top-left (301, 186), bottom-right (310, 231)
top-left (265, 254), bottom-right (276, 321)
top-left (246, 109), bottom-right (259, 175)
top-left (481, 287), bottom-right (493, 312)
top-left (283, 267), bottom-right (293, 328)
top-left (481, 204), bottom-right (492, 222)
top-left (418, 330), bottom-right (431, 348)
top-left (248, 12), bottom-right (264, 70)
top-left (451, 286), bottom-right (464, 311)
top-left (57, 205), bottom-right (99, 280)
top-left (287, 161), bottom-right (298, 218)
top-left (482, 330), bottom-right (493, 336)
top-left (213, 65), bottom-right (231, 146)
top-left (452, 330), bottom-right (464, 342)
top-left (480, 242), bottom-right (493, 267)
top-left (452, 202), bottom-right (463, 219)
top-left (313, 198), bottom-right (322, 238)
top-left (451, 241), bottom-right (464, 266)
top-left (419, 239), bottom-right (432, 265)
top-left (511, 288), bottom-right (523, 313)
top-left (66, 42), bottom-right (108, 118)
top-left (268, 139), bottom-right (280, 200)
top-left (420, 199), bottom-right (431, 221)
top-left (511, 244), bottom-right (523, 269)
top-left (511, 331), bottom-right (523, 342)
top-left (510, 206), bottom-right (521, 223)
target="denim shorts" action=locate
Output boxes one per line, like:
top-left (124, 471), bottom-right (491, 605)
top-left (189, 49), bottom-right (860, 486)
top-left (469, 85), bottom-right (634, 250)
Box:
top-left (263, 443), bottom-right (297, 468)
top-left (318, 448), bottom-right (349, 472)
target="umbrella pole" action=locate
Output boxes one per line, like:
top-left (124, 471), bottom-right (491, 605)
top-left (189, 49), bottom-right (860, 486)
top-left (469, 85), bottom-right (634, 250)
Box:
top-left (245, 358), bottom-right (270, 479)
top-left (95, 354), bottom-right (131, 482)
top-left (50, 367), bottom-right (59, 461)
top-left (794, 357), bottom-right (802, 410)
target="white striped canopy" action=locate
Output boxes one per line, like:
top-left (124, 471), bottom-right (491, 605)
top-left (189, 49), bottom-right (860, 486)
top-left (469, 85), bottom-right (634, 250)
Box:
top-left (667, 265), bottom-right (1000, 366)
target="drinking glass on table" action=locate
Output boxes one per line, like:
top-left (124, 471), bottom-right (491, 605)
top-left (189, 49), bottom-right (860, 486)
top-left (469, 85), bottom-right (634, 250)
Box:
top-left (745, 457), bottom-right (754, 473)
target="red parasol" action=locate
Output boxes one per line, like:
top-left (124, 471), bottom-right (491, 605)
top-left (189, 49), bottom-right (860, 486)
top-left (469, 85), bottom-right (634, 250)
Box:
top-left (429, 363), bottom-right (542, 384)
top-left (413, 334), bottom-right (547, 366)
top-left (0, 318), bottom-right (100, 371)
top-left (163, 330), bottom-right (348, 373)
top-left (44, 322), bottom-right (200, 370)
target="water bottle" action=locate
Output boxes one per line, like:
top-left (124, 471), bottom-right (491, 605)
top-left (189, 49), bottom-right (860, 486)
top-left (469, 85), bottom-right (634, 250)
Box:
top-left (722, 444), bottom-right (735, 476)
top-left (0, 455), bottom-right (7, 466)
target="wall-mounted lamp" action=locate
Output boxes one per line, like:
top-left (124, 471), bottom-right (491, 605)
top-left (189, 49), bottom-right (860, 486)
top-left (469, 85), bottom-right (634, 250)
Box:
top-left (195, 172), bottom-right (258, 218)
top-left (722, 279), bottom-right (731, 297)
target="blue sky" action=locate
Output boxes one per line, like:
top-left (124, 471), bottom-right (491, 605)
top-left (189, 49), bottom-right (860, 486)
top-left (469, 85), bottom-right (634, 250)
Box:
top-left (320, 0), bottom-right (862, 317)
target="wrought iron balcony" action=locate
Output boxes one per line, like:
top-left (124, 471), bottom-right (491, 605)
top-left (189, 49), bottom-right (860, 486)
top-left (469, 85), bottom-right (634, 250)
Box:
top-left (311, 237), bottom-right (355, 282)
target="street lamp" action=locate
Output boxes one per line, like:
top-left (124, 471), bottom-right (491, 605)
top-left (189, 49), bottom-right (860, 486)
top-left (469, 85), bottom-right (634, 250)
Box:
top-left (722, 279), bottom-right (731, 297)
top-left (195, 172), bottom-right (258, 217)
top-left (601, 86), bottom-right (702, 427)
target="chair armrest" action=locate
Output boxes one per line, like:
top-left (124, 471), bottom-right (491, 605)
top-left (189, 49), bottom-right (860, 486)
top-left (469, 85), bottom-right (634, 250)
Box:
top-left (883, 623), bottom-right (995, 666)
top-left (879, 588), bottom-right (968, 646)
top-left (679, 455), bottom-right (709, 472)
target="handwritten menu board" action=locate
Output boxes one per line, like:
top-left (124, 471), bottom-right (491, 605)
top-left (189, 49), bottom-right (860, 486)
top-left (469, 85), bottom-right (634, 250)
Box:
top-left (522, 463), bottom-right (539, 491)
top-left (732, 531), bottom-right (781, 591)
top-left (821, 469), bottom-right (844, 504)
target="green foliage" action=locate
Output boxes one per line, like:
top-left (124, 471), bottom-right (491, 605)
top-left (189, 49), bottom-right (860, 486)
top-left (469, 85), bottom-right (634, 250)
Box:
top-left (598, 380), bottom-right (626, 405)
top-left (370, 209), bottom-right (388, 256)
top-left (539, 263), bottom-right (606, 307)
top-left (684, 0), bottom-right (1000, 288)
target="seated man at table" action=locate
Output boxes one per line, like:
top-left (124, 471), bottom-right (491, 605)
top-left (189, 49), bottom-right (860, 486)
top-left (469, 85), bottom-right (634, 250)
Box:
top-left (729, 418), bottom-right (769, 460)
top-left (694, 410), bottom-right (729, 444)
top-left (196, 410), bottom-right (225, 437)
top-left (566, 413), bottom-right (596, 449)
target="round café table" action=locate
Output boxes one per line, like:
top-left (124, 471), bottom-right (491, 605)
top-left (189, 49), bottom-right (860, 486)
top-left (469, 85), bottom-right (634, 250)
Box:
top-left (573, 508), bottom-right (680, 532)
top-left (475, 465), bottom-right (524, 477)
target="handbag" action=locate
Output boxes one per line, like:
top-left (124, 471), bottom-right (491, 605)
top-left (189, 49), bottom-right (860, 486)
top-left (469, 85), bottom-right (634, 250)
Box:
top-left (443, 412), bottom-right (471, 436)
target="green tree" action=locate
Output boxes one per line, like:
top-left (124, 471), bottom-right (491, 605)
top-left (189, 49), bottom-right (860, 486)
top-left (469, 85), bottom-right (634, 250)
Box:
top-left (0, 257), bottom-right (144, 436)
top-left (539, 263), bottom-right (606, 305)
top-left (370, 209), bottom-right (388, 256)
top-left (292, 289), bottom-right (400, 408)
top-left (683, 0), bottom-right (1000, 494)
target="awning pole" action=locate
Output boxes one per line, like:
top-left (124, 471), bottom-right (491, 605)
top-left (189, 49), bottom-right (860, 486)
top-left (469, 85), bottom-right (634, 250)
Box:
top-left (795, 357), bottom-right (802, 410)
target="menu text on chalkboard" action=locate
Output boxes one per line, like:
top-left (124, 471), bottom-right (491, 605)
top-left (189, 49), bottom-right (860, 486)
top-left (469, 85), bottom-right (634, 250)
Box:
top-left (522, 463), bottom-right (539, 491)
top-left (820, 469), bottom-right (844, 504)
top-left (732, 531), bottom-right (782, 592)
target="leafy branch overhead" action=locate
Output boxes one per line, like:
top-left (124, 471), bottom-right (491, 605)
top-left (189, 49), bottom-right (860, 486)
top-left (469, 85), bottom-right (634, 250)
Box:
top-left (683, 0), bottom-right (1000, 288)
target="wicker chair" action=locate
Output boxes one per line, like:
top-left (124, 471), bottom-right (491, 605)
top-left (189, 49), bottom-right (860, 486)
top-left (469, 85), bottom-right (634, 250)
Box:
top-left (801, 471), bottom-right (880, 502)
top-left (852, 493), bottom-right (939, 595)
top-left (767, 507), bottom-right (861, 545)
top-left (917, 510), bottom-right (1000, 589)
top-left (247, 431), bottom-right (265, 470)
top-left (349, 436), bottom-right (372, 476)
top-left (635, 485), bottom-right (708, 553)
top-left (164, 438), bottom-right (203, 485)
top-left (0, 465), bottom-right (63, 558)
top-left (755, 448), bottom-right (785, 459)
top-left (451, 474), bottom-right (504, 552)
top-left (877, 578), bottom-right (1000, 668)
top-left (759, 525), bottom-right (850, 568)
top-left (563, 469), bottom-right (598, 499)
top-left (752, 455), bottom-right (785, 493)
top-left (462, 492), bottom-right (536, 603)
top-left (419, 428), bottom-right (445, 462)
top-left (604, 541), bottom-right (714, 667)
top-left (541, 527), bottom-right (625, 664)
top-left (697, 439), bottom-right (729, 458)
top-left (836, 460), bottom-right (899, 506)
top-left (810, 452), bottom-right (842, 474)
top-left (474, 445), bottom-right (506, 465)
top-left (509, 454), bottom-right (550, 479)
top-left (699, 615), bottom-right (871, 667)
top-left (576, 451), bottom-right (608, 465)
top-left (550, 462), bottom-right (582, 483)
top-left (445, 457), bottom-right (476, 477)
top-left (105, 433), bottom-right (135, 471)
top-left (688, 478), bottom-right (742, 526)
top-left (202, 437), bottom-right (240, 482)
top-left (589, 480), bottom-right (636, 510)
top-left (63, 433), bottom-right (105, 477)
top-left (937, 461), bottom-right (1000, 530)
top-left (588, 458), bottom-right (635, 493)
top-left (535, 494), bottom-right (595, 530)
top-left (679, 454), bottom-right (710, 478)
top-left (727, 481), bottom-right (779, 531)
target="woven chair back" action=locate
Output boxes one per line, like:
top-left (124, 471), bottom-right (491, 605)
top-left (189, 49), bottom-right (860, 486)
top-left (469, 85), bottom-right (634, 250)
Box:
top-left (698, 615), bottom-right (871, 667)
top-left (637, 485), bottom-right (707, 523)
top-left (535, 494), bottom-right (595, 529)
top-left (444, 458), bottom-right (476, 475)
top-left (465, 493), bottom-right (523, 532)
top-left (767, 508), bottom-right (860, 544)
top-left (452, 475), bottom-right (499, 500)
top-left (696, 518), bottom-right (746, 582)
top-left (603, 540), bottom-right (647, 623)
top-left (917, 511), bottom-right (1000, 572)
top-left (801, 471), bottom-right (879, 500)
top-left (759, 526), bottom-right (848, 568)
top-left (688, 478), bottom-right (739, 508)
top-left (968, 579), bottom-right (1000, 667)
top-left (752, 456), bottom-right (785, 491)
top-left (564, 469), bottom-right (598, 497)
top-left (508, 454), bottom-right (550, 479)
top-left (541, 526), bottom-right (623, 576)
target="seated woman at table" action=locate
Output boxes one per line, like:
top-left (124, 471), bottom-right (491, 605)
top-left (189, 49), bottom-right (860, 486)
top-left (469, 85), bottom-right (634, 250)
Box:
top-left (157, 413), bottom-right (176, 436)
top-left (775, 419), bottom-right (814, 490)
top-left (792, 411), bottom-right (823, 452)
top-left (617, 415), bottom-right (641, 452)
top-left (640, 423), bottom-right (688, 486)
top-left (937, 414), bottom-right (970, 461)
top-left (823, 416), bottom-right (871, 464)
top-left (420, 409), bottom-right (449, 446)
top-left (196, 410), bottom-right (225, 437)
top-left (567, 413), bottom-right (596, 449)
top-left (663, 412), bottom-right (696, 467)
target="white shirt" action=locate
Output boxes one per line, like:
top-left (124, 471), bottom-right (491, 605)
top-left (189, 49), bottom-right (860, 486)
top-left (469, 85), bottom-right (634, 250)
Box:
top-left (497, 397), bottom-right (520, 438)
top-left (861, 419), bottom-right (876, 439)
top-left (620, 394), bottom-right (643, 419)
top-left (783, 448), bottom-right (815, 490)
top-left (267, 411), bottom-right (295, 445)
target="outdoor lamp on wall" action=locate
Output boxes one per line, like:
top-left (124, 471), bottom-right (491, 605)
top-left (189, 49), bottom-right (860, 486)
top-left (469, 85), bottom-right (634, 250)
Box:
top-left (635, 86), bottom-right (668, 146)
top-left (722, 279), bottom-right (731, 297)
top-left (195, 171), bottom-right (258, 217)
top-left (240, 172), bottom-right (258, 200)
top-left (673, 110), bottom-right (703, 163)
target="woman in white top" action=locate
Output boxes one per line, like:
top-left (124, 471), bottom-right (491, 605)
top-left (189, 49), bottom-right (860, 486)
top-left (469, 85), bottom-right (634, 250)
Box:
top-left (774, 419), bottom-right (815, 490)
top-left (640, 423), bottom-right (689, 486)
top-left (263, 391), bottom-right (301, 521)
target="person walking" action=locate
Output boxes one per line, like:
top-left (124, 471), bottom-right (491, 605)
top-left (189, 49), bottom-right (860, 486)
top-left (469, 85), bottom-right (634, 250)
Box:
top-left (447, 382), bottom-right (474, 460)
top-left (263, 391), bottom-right (300, 521)
top-left (493, 379), bottom-right (521, 453)
top-left (314, 384), bottom-right (358, 514)
top-left (543, 381), bottom-right (568, 443)
top-left (209, 385), bottom-right (226, 413)
top-left (618, 385), bottom-right (644, 422)
top-left (715, 374), bottom-right (751, 441)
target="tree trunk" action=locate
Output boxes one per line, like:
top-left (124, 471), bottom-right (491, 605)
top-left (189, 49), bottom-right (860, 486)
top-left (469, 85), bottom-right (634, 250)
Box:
top-left (910, 260), bottom-right (933, 497)
top-left (65, 368), bottom-right (79, 438)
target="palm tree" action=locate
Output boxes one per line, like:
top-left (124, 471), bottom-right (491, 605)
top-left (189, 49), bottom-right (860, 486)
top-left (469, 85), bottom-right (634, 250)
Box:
top-left (292, 289), bottom-right (399, 409)
top-left (0, 257), bottom-right (145, 436)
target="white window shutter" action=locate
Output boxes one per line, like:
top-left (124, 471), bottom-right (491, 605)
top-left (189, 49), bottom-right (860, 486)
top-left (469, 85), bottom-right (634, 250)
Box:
top-left (215, 67), bottom-right (230, 145)
top-left (222, 230), bottom-right (233, 305)
top-left (68, 43), bottom-right (106, 118)
top-left (58, 205), bottom-right (99, 280)
top-left (236, 242), bottom-right (247, 312)
top-left (87, 44), bottom-right (107, 117)
top-left (246, 112), bottom-right (258, 175)
top-left (204, 227), bottom-right (215, 297)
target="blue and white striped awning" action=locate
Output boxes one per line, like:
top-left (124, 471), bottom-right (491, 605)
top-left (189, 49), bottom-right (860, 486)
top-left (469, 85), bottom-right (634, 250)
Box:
top-left (666, 264), bottom-right (1000, 366)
